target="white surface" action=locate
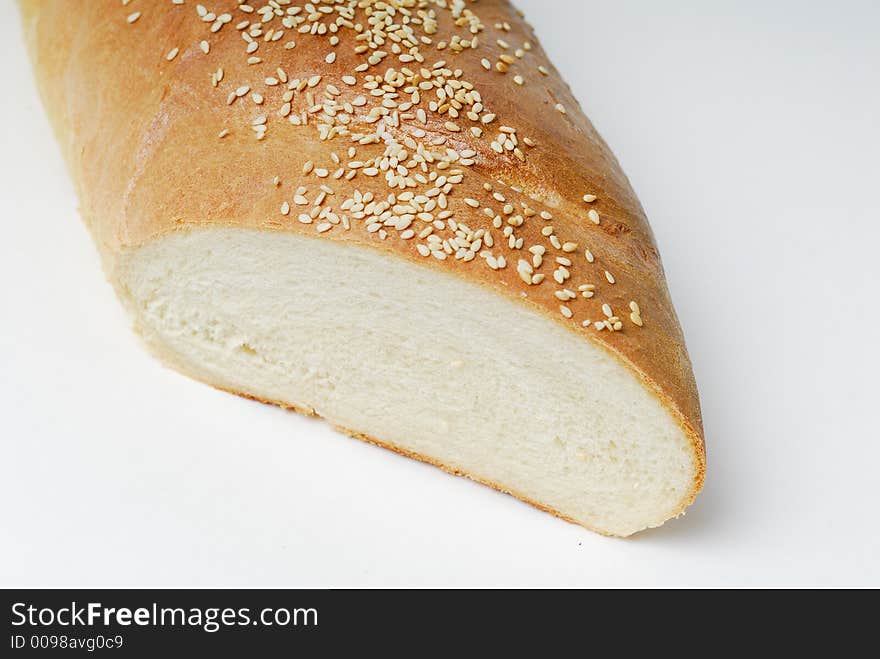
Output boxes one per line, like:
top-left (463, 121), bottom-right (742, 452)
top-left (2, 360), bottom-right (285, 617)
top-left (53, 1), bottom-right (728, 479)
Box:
top-left (1, 0), bottom-right (878, 587)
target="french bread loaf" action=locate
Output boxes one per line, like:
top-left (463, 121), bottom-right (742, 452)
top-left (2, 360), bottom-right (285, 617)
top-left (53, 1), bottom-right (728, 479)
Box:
top-left (19, 0), bottom-right (705, 536)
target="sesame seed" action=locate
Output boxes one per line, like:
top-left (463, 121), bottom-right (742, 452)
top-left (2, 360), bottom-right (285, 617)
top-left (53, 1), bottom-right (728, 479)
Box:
top-left (126, 12), bottom-right (141, 24)
top-left (131, 1), bottom-right (620, 319)
top-left (588, 209), bottom-right (601, 225)
top-left (605, 270), bottom-right (615, 284)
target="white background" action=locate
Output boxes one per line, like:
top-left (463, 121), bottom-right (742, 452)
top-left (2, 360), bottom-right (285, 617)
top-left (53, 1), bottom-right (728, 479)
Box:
top-left (1, 0), bottom-right (878, 587)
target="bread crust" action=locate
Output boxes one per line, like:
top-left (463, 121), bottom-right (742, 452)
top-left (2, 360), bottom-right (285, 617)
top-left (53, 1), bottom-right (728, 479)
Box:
top-left (19, 0), bottom-right (705, 528)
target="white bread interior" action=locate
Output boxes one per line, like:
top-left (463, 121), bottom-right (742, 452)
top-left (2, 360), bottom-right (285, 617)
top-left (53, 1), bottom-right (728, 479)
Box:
top-left (117, 228), bottom-right (698, 537)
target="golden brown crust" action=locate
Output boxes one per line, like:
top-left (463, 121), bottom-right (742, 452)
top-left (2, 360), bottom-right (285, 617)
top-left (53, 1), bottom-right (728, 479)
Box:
top-left (19, 0), bottom-right (705, 523)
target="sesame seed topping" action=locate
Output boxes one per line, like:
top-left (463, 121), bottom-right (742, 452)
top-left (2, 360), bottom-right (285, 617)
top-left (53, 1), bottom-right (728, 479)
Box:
top-left (125, 0), bottom-right (632, 335)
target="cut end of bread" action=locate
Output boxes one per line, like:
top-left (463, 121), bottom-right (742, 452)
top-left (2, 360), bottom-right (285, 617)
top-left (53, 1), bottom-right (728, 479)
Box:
top-left (117, 228), bottom-right (703, 537)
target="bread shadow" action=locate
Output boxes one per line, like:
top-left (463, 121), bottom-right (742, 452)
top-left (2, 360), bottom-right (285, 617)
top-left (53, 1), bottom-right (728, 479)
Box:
top-left (629, 475), bottom-right (731, 544)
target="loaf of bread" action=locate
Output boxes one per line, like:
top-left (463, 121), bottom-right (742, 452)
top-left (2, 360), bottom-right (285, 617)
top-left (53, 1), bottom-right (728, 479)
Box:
top-left (19, 0), bottom-right (705, 536)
